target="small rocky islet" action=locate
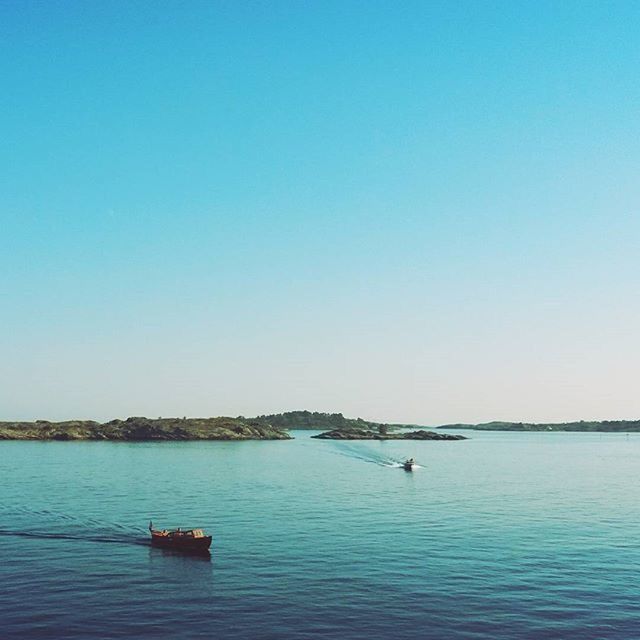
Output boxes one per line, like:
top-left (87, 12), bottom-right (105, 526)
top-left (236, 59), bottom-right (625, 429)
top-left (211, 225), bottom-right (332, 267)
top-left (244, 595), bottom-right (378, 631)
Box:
top-left (311, 428), bottom-right (466, 440)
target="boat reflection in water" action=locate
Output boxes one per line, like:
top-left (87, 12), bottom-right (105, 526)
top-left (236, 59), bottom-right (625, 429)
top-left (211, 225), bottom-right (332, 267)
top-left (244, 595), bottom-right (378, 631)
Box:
top-left (149, 521), bottom-right (212, 555)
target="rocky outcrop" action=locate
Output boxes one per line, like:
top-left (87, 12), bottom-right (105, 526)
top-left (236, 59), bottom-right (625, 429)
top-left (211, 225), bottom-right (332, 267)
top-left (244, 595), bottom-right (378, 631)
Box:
top-left (0, 417), bottom-right (291, 441)
top-left (311, 428), bottom-right (466, 440)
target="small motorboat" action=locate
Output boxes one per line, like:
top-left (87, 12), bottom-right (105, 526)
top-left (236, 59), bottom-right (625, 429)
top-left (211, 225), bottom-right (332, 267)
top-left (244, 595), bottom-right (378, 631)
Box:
top-left (403, 458), bottom-right (415, 471)
top-left (149, 521), bottom-right (212, 552)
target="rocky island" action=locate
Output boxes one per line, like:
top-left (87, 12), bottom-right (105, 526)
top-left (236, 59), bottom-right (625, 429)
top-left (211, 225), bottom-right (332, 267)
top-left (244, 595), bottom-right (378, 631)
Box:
top-left (0, 417), bottom-right (291, 441)
top-left (312, 428), bottom-right (466, 440)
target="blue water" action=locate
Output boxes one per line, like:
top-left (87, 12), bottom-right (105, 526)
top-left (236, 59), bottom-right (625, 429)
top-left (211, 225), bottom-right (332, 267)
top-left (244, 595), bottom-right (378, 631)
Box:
top-left (1, 430), bottom-right (639, 639)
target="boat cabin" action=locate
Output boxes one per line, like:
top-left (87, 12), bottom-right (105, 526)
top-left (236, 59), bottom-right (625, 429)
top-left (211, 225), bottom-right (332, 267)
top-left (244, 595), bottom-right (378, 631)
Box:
top-left (154, 528), bottom-right (206, 538)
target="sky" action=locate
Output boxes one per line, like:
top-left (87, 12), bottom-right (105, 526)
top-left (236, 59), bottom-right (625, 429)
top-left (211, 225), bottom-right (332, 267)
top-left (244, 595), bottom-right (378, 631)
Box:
top-left (1, 0), bottom-right (639, 424)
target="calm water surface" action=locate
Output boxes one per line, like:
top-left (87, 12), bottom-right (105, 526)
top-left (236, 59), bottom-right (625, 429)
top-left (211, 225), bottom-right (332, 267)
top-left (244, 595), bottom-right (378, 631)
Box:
top-left (1, 430), bottom-right (639, 639)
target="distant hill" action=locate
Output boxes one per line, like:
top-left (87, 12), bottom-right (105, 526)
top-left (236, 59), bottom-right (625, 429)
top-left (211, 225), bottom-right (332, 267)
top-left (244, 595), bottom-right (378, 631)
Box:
top-left (437, 420), bottom-right (640, 432)
top-left (250, 410), bottom-right (417, 431)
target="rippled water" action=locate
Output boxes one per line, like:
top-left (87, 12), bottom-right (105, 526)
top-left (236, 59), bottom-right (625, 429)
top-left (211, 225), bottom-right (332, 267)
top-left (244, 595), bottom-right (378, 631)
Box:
top-left (1, 430), bottom-right (639, 639)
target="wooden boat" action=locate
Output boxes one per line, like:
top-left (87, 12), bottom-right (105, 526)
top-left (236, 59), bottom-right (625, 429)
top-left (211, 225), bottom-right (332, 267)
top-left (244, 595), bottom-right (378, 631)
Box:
top-left (403, 458), bottom-right (415, 471)
top-left (149, 521), bottom-right (212, 552)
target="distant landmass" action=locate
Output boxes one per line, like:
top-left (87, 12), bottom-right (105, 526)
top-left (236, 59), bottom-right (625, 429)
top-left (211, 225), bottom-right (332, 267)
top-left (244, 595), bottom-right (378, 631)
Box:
top-left (0, 411), bottom-right (429, 441)
top-left (250, 410), bottom-right (421, 431)
top-left (312, 428), bottom-right (466, 440)
top-left (6, 412), bottom-right (635, 441)
top-left (0, 417), bottom-right (290, 441)
top-left (437, 420), bottom-right (640, 432)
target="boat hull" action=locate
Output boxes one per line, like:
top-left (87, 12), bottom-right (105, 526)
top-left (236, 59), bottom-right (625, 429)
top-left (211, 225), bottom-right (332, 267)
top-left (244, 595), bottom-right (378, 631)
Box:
top-left (151, 533), bottom-right (212, 551)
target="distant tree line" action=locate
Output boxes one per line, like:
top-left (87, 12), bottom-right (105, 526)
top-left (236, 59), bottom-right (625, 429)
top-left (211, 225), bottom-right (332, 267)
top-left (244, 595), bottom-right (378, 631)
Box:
top-left (250, 410), bottom-right (386, 431)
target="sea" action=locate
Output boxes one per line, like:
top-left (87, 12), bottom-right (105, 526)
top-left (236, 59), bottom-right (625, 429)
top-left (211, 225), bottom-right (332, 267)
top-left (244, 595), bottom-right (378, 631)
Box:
top-left (1, 430), bottom-right (638, 639)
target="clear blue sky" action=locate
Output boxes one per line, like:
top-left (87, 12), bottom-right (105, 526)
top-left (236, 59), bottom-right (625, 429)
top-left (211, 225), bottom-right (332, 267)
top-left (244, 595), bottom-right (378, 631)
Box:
top-left (2, 1), bottom-right (639, 423)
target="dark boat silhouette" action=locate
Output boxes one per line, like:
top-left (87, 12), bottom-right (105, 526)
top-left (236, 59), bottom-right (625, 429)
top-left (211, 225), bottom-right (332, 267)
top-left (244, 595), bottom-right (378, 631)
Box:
top-left (403, 458), bottom-right (415, 471)
top-left (149, 521), bottom-right (212, 552)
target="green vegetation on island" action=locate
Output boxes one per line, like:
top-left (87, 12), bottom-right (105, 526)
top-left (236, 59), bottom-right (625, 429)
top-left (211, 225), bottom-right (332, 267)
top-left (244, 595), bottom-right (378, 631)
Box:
top-left (0, 417), bottom-right (291, 441)
top-left (250, 410), bottom-right (420, 431)
top-left (437, 420), bottom-right (640, 432)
